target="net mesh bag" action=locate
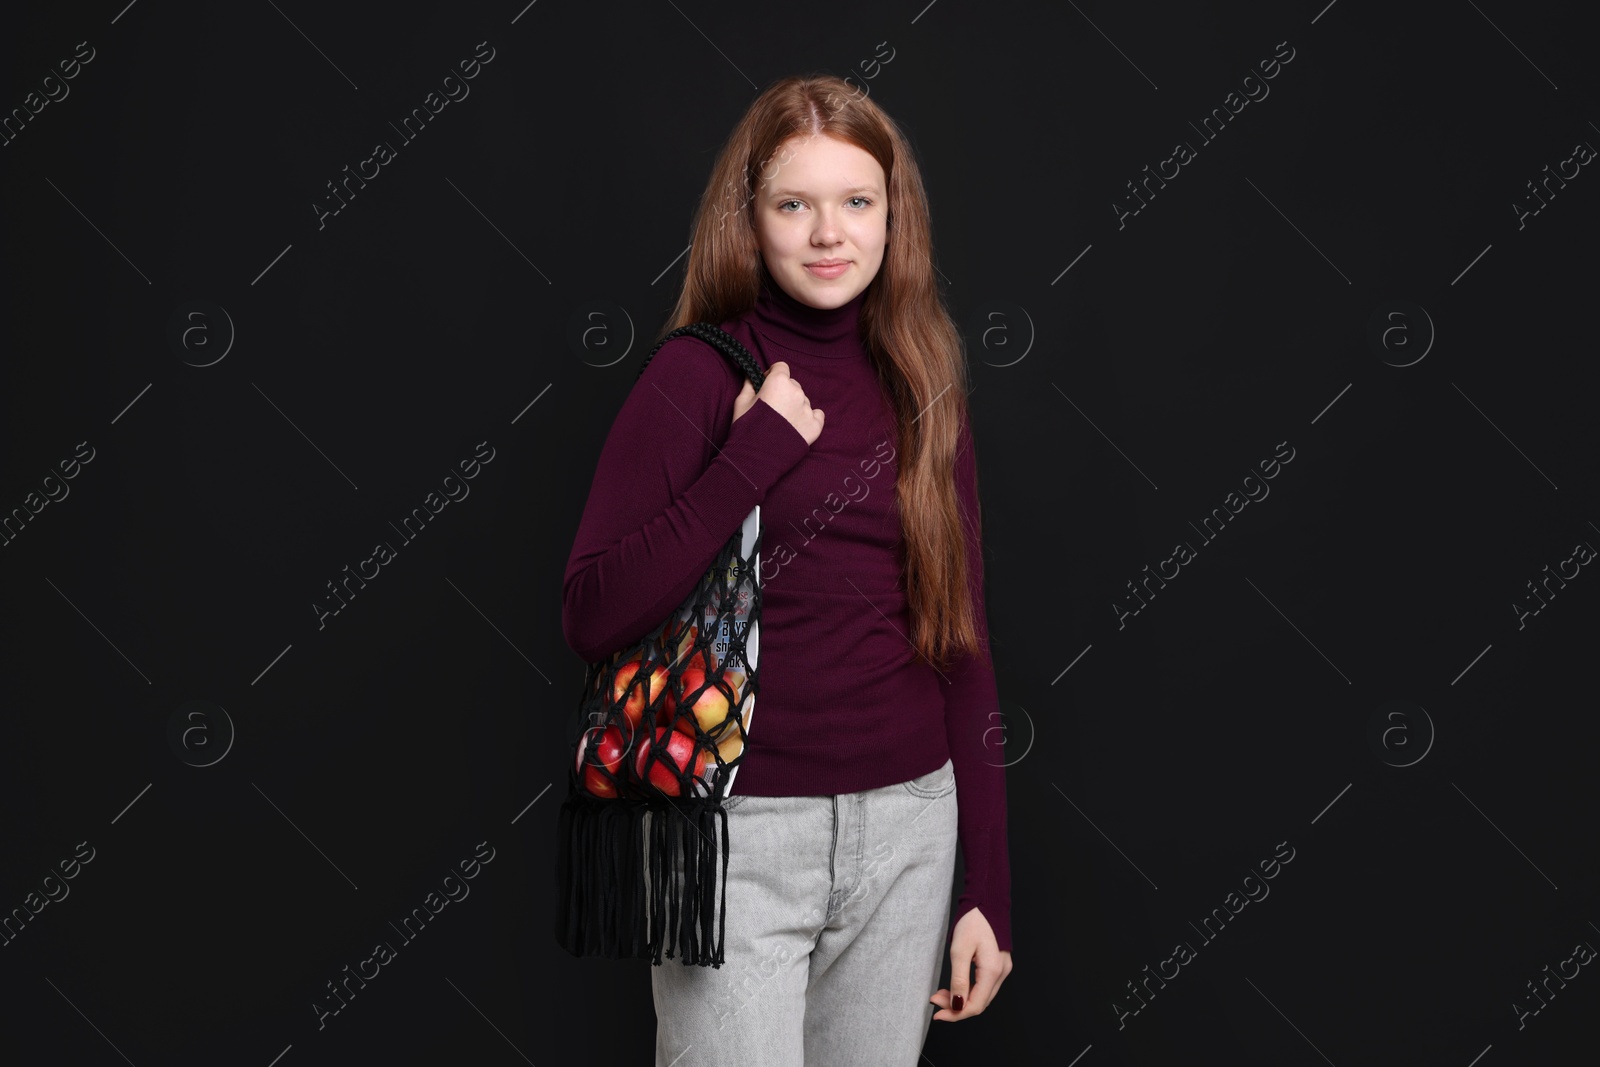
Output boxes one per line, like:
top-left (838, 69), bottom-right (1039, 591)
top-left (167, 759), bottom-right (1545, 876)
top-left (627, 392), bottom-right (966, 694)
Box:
top-left (554, 323), bottom-right (766, 966)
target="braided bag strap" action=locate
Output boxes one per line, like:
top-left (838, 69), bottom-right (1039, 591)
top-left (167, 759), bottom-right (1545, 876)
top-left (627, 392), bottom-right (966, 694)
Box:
top-left (637, 322), bottom-right (766, 391)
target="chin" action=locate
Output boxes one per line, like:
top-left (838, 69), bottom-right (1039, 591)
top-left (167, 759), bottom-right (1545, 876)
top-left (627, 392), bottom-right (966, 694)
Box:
top-left (791, 274), bottom-right (856, 304)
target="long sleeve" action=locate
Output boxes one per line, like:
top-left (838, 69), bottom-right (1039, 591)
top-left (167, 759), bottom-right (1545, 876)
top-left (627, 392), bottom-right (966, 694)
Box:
top-left (562, 337), bottom-right (811, 663)
top-left (942, 415), bottom-right (1013, 953)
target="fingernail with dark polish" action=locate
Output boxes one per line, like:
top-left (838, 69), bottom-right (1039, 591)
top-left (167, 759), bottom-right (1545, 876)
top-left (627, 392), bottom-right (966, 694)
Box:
top-left (952, 994), bottom-right (964, 1012)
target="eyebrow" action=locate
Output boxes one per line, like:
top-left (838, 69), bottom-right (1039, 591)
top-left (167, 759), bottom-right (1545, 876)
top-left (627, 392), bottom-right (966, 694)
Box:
top-left (766, 185), bottom-right (884, 199)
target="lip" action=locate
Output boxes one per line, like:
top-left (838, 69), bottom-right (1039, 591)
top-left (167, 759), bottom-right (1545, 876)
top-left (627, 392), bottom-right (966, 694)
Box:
top-left (805, 260), bottom-right (850, 278)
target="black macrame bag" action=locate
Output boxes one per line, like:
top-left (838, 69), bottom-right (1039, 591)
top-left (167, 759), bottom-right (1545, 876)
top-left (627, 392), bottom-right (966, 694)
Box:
top-left (554, 323), bottom-right (767, 967)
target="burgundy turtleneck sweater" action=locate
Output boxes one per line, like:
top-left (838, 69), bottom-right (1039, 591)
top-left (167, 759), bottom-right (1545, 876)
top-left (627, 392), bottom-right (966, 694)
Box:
top-left (562, 274), bottom-right (1012, 953)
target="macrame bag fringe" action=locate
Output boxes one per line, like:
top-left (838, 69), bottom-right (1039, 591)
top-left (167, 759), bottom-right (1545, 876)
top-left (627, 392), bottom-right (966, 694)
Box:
top-left (554, 323), bottom-right (767, 967)
top-left (554, 789), bottom-right (731, 965)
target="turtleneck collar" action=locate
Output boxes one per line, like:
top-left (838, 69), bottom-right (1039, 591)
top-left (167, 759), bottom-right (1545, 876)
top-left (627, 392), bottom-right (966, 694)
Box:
top-left (748, 267), bottom-right (869, 358)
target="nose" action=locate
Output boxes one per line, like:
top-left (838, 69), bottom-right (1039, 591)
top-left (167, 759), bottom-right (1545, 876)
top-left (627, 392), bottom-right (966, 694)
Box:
top-left (811, 205), bottom-right (844, 244)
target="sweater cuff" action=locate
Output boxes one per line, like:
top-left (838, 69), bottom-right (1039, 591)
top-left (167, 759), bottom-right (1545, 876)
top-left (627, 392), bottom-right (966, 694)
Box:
top-left (949, 819), bottom-right (1013, 953)
top-left (951, 894), bottom-right (1012, 955)
top-left (707, 397), bottom-right (810, 502)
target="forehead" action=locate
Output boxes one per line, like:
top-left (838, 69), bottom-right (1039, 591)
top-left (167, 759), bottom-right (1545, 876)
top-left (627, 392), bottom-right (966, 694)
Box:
top-left (760, 134), bottom-right (885, 193)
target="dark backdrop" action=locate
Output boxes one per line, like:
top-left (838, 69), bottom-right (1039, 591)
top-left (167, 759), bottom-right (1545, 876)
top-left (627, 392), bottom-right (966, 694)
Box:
top-left (2, 1), bottom-right (1596, 1064)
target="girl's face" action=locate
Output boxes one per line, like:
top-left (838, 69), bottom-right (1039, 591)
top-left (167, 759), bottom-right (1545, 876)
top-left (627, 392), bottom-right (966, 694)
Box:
top-left (751, 133), bottom-right (887, 310)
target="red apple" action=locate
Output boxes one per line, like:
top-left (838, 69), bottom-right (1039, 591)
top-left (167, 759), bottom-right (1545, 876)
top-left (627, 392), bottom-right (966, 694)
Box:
top-left (668, 666), bottom-right (735, 741)
top-left (609, 658), bottom-right (670, 734)
top-left (576, 723), bottom-right (629, 798)
top-left (634, 725), bottom-right (710, 796)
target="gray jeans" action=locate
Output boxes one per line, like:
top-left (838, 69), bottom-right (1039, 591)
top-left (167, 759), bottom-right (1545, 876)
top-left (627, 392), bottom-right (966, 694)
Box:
top-left (650, 758), bottom-right (959, 1067)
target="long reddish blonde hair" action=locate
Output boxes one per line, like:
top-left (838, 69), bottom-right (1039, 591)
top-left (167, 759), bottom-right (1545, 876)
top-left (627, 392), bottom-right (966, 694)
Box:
top-left (659, 74), bottom-right (984, 672)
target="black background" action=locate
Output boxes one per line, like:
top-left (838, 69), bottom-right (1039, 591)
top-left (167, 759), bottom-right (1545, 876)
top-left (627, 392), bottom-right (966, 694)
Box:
top-left (2, 1), bottom-right (1597, 1064)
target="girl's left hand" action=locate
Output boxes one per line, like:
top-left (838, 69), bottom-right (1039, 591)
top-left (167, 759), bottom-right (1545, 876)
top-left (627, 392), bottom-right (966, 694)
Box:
top-left (929, 907), bottom-right (1013, 1021)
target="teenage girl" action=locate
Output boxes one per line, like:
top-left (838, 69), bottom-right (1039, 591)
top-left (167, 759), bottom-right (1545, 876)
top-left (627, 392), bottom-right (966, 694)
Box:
top-left (562, 74), bottom-right (1014, 1066)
